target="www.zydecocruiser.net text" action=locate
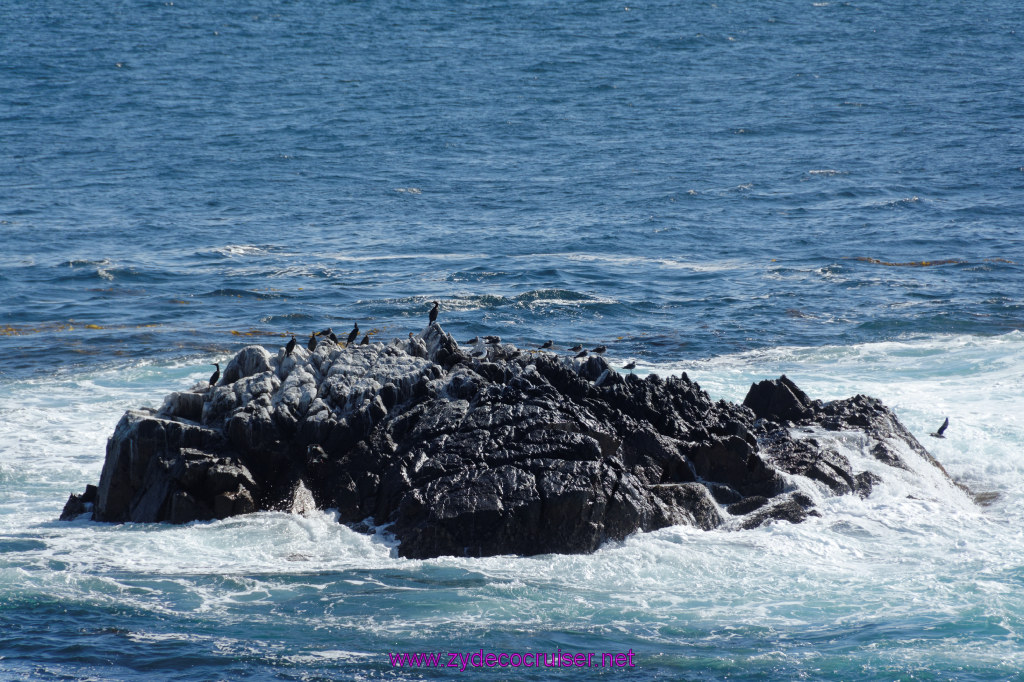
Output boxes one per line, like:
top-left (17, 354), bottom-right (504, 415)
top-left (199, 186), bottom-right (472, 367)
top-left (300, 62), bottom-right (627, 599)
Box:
top-left (389, 649), bottom-right (637, 670)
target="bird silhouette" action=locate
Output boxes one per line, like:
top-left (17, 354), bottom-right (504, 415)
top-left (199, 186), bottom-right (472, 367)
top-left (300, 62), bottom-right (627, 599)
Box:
top-left (540, 340), bottom-right (553, 349)
top-left (360, 334), bottom-right (369, 345)
top-left (209, 363), bottom-right (220, 386)
top-left (465, 336), bottom-right (479, 345)
top-left (485, 335), bottom-right (501, 344)
top-left (307, 332), bottom-right (317, 352)
top-left (316, 327), bottom-right (333, 337)
top-left (285, 336), bottom-right (296, 356)
top-left (429, 301), bottom-right (440, 324)
top-left (930, 417), bottom-right (949, 438)
top-left (346, 323), bottom-right (359, 346)
top-left (622, 361), bottom-right (636, 373)
top-left (575, 349), bottom-right (588, 358)
top-left (569, 344), bottom-right (583, 352)
top-left (591, 345), bottom-right (607, 354)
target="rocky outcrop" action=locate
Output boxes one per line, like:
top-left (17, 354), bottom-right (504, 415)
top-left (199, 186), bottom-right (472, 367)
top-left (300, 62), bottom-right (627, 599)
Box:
top-left (61, 325), bottom-right (956, 559)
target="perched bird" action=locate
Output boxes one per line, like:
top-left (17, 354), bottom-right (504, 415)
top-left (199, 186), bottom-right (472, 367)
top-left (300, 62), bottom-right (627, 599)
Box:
top-left (285, 335), bottom-right (297, 356)
top-left (930, 417), bottom-right (949, 439)
top-left (622, 361), bottom-right (636, 373)
top-left (591, 345), bottom-right (607, 354)
top-left (346, 323), bottom-right (359, 346)
top-left (209, 363), bottom-right (220, 387)
top-left (307, 332), bottom-right (317, 352)
top-left (316, 327), bottom-right (333, 337)
top-left (465, 336), bottom-right (479, 345)
top-left (569, 344), bottom-right (583, 352)
top-left (429, 301), bottom-right (440, 324)
top-left (575, 349), bottom-right (588, 359)
top-left (484, 335), bottom-right (501, 344)
top-left (540, 340), bottom-right (553, 349)
top-left (360, 334), bottom-right (369, 345)
top-left (329, 332), bottom-right (339, 344)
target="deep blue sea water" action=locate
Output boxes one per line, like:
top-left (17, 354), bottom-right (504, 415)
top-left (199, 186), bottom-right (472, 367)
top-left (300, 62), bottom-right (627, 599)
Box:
top-left (2, 1), bottom-right (1024, 679)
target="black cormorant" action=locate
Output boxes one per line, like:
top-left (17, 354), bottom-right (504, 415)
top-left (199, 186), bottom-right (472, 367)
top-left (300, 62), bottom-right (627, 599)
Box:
top-left (209, 363), bottom-right (220, 386)
top-left (346, 323), bottom-right (359, 346)
top-left (329, 332), bottom-right (339, 344)
top-left (930, 417), bottom-right (949, 438)
top-left (540, 340), bottom-right (553, 349)
top-left (285, 336), bottom-right (297, 356)
top-left (360, 334), bottom-right (369, 345)
top-left (429, 301), bottom-right (439, 324)
top-left (307, 332), bottom-right (317, 352)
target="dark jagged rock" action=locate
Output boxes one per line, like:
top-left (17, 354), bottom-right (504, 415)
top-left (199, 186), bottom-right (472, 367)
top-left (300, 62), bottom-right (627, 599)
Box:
top-left (61, 323), bottom-right (960, 558)
top-left (743, 375), bottom-right (813, 422)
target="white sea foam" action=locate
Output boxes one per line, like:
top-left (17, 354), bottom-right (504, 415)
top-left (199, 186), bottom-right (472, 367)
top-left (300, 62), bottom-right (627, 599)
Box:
top-left (2, 334), bottom-right (1023, 671)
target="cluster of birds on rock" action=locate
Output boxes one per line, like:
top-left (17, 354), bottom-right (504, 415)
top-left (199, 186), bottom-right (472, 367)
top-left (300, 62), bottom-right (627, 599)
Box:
top-left (207, 300), bottom-right (640, 388)
top-left (205, 299), bottom-right (950, 437)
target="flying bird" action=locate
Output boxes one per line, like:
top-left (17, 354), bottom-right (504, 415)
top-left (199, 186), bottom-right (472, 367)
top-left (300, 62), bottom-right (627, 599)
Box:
top-left (209, 363), bottom-right (220, 387)
top-left (930, 417), bottom-right (949, 439)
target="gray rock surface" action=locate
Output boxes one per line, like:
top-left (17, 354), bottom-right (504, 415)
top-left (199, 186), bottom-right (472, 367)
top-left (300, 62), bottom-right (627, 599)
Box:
top-left (61, 324), bottom-right (954, 559)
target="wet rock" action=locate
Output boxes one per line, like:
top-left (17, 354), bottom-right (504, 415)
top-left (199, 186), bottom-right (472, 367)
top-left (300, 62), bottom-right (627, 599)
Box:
top-left (59, 484), bottom-right (98, 520)
top-left (63, 323), bottom-right (955, 558)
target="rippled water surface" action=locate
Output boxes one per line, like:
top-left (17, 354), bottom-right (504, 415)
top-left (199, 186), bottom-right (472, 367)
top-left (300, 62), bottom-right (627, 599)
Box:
top-left (2, 0), bottom-right (1023, 678)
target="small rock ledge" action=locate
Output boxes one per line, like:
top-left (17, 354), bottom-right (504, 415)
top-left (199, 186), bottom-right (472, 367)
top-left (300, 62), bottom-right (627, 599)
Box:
top-left (61, 324), bottom-right (952, 559)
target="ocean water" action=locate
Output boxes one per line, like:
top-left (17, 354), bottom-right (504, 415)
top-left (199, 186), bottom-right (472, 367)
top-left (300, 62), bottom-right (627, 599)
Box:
top-left (2, 0), bottom-right (1023, 679)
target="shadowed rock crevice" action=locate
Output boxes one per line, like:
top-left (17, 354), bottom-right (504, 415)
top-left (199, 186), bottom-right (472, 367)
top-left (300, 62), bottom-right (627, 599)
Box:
top-left (61, 324), bottom-right (954, 559)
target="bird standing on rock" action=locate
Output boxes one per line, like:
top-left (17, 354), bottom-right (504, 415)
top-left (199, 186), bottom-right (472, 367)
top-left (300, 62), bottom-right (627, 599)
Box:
top-left (209, 363), bottom-right (220, 387)
top-left (329, 332), bottom-right (339, 344)
top-left (285, 336), bottom-right (296, 356)
top-left (575, 349), bottom-right (588, 359)
top-left (930, 417), bottom-right (949, 438)
top-left (591, 345), bottom-right (607, 354)
top-left (485, 335), bottom-right (501, 344)
top-left (360, 334), bottom-right (369, 345)
top-left (569, 344), bottom-right (583, 352)
top-left (346, 323), bottom-right (359, 346)
top-left (465, 336), bottom-right (479, 345)
top-left (307, 333), bottom-right (317, 352)
top-left (429, 301), bottom-right (440, 324)
top-left (316, 327), bottom-right (333, 337)
top-left (622, 361), bottom-right (636, 374)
